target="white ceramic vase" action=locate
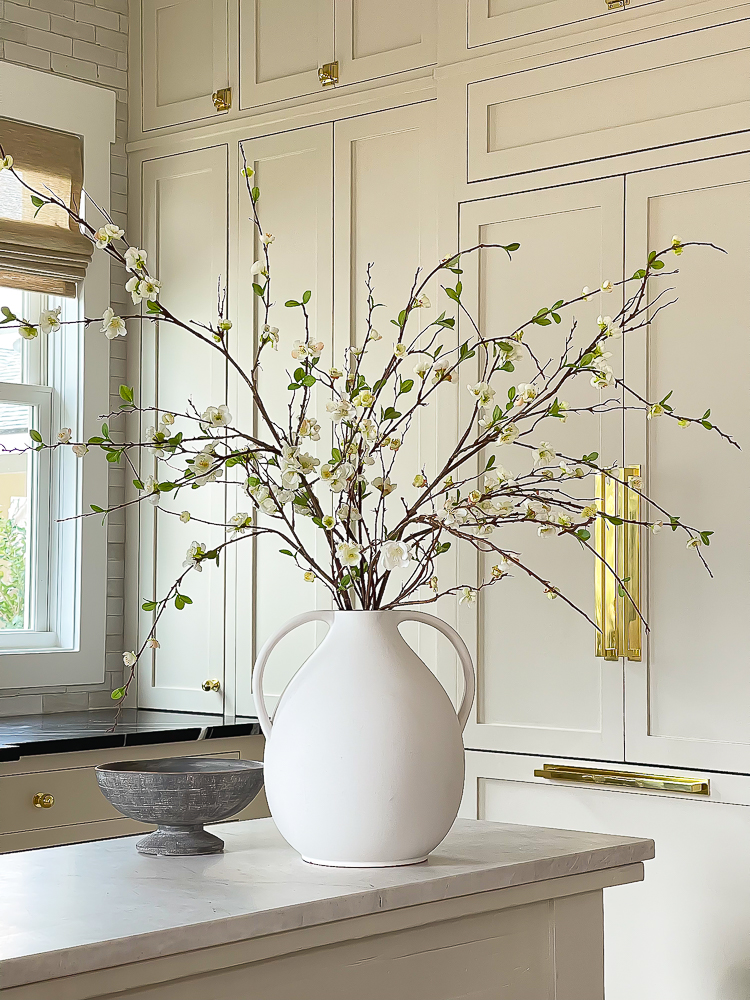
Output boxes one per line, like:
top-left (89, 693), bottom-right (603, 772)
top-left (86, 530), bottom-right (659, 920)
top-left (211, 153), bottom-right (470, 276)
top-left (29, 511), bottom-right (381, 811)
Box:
top-left (252, 608), bottom-right (475, 867)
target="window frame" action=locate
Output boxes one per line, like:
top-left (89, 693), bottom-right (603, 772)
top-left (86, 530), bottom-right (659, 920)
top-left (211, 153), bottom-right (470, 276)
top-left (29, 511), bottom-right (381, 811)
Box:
top-left (0, 62), bottom-right (115, 687)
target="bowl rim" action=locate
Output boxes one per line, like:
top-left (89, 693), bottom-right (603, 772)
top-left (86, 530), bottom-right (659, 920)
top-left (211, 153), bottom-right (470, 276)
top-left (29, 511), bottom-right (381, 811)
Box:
top-left (95, 757), bottom-right (264, 776)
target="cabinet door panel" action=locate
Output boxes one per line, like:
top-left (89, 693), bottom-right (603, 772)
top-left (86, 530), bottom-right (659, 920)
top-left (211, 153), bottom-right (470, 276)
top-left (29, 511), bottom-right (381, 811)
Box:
top-left (138, 146), bottom-right (228, 712)
top-left (142, 0), bottom-right (229, 130)
top-left (335, 0), bottom-right (436, 86)
top-left (232, 126), bottom-right (333, 718)
top-left (459, 179), bottom-right (625, 759)
top-left (468, 0), bottom-right (655, 48)
top-left (624, 153), bottom-right (750, 772)
top-left (239, 0), bottom-right (334, 109)
top-left (332, 104), bottom-right (459, 699)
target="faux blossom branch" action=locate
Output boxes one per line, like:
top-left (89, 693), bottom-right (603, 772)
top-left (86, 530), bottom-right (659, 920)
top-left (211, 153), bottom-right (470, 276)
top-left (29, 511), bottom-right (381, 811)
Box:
top-left (0, 149), bottom-right (735, 705)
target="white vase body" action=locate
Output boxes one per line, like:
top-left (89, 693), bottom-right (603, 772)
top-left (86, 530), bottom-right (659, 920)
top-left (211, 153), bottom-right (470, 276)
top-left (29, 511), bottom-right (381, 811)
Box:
top-left (252, 609), bottom-right (475, 867)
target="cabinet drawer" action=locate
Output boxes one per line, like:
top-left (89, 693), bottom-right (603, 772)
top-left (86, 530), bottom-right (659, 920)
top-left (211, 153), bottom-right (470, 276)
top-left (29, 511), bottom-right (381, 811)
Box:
top-left (0, 751), bottom-right (240, 836)
top-left (467, 20), bottom-right (750, 181)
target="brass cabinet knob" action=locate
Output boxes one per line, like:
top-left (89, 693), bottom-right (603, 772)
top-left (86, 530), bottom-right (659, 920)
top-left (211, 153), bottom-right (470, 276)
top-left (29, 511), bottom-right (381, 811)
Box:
top-left (212, 88), bottom-right (231, 112)
top-left (33, 792), bottom-right (54, 809)
top-left (202, 679), bottom-right (221, 692)
top-left (318, 61), bottom-right (338, 87)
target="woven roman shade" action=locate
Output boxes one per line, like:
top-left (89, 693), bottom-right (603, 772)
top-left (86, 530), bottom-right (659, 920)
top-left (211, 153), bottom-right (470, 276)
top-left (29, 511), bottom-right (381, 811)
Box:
top-left (0, 117), bottom-right (93, 298)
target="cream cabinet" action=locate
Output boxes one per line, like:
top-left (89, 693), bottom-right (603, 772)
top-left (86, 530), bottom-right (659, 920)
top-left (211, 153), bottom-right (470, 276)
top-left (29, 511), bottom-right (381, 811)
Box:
top-left (140, 0), bottom-right (230, 130)
top-left (0, 735), bottom-right (268, 854)
top-left (459, 178), bottom-right (626, 761)
top-left (623, 152), bottom-right (750, 774)
top-left (239, 0), bottom-right (436, 110)
top-left (229, 103), bottom-right (445, 716)
top-left (138, 145), bottom-right (229, 713)
top-left (461, 750), bottom-right (750, 1000)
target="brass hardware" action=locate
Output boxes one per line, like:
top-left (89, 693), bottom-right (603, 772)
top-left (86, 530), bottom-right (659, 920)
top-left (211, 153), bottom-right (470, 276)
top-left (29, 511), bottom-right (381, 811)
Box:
top-left (318, 61), bottom-right (339, 87)
top-left (212, 88), bottom-right (231, 112)
top-left (202, 679), bottom-right (221, 692)
top-left (595, 467), bottom-right (641, 660)
top-left (534, 763), bottom-right (709, 795)
top-left (32, 792), bottom-right (55, 809)
top-left (606, 0), bottom-right (629, 9)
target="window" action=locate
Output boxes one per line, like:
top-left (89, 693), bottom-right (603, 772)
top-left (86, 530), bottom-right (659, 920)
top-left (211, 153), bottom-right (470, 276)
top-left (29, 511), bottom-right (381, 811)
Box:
top-left (0, 62), bottom-right (114, 687)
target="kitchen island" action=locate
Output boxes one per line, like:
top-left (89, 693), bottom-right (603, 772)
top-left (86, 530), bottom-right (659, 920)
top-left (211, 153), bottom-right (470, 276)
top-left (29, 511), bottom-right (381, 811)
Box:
top-left (0, 816), bottom-right (653, 1000)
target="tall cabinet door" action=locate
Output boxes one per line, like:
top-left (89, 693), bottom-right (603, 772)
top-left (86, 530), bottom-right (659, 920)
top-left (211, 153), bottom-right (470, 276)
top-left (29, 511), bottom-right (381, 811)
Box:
top-left (334, 0), bottom-right (436, 86)
top-left (624, 153), bottom-right (750, 773)
top-left (231, 126), bottom-right (333, 718)
top-left (138, 146), bottom-right (229, 713)
top-left (141, 0), bottom-right (229, 130)
top-left (332, 104), bottom-right (459, 699)
top-left (239, 0), bottom-right (335, 109)
top-left (460, 178), bottom-right (626, 760)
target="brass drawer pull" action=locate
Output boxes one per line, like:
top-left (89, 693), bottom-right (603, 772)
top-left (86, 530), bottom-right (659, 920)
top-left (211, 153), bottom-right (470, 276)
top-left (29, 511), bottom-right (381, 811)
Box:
top-left (202, 679), bottom-right (221, 692)
top-left (33, 792), bottom-right (55, 809)
top-left (534, 764), bottom-right (709, 795)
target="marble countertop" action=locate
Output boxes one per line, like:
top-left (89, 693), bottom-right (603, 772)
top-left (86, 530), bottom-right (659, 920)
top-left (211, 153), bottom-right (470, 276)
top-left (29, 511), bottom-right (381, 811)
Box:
top-left (0, 817), bottom-right (654, 990)
top-left (0, 709), bottom-right (261, 761)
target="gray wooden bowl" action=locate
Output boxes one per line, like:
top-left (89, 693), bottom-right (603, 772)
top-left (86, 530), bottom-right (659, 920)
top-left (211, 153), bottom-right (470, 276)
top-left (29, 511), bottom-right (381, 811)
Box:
top-left (95, 757), bottom-right (264, 856)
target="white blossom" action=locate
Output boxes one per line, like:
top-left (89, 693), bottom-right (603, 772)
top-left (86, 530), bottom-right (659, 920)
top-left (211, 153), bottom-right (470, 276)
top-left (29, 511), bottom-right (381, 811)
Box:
top-left (414, 293), bottom-right (430, 309)
top-left (57, 427), bottom-right (71, 444)
top-left (299, 417), bottom-right (321, 441)
top-left (94, 224), bottom-right (124, 248)
top-left (647, 403), bottom-right (665, 419)
top-left (352, 390), bottom-right (374, 408)
top-left (459, 587), bottom-right (477, 605)
top-left (124, 247), bottom-right (147, 272)
top-left (394, 343), bottom-right (407, 358)
top-left (514, 383), bottom-right (537, 406)
top-left (101, 307), bottom-right (126, 339)
top-left (413, 357), bottom-right (431, 379)
top-left (261, 324), bottom-right (279, 349)
top-left (261, 232), bottom-right (275, 245)
top-left (601, 279), bottom-right (614, 293)
top-left (337, 541), bottom-right (362, 567)
top-left (250, 260), bottom-right (266, 276)
top-left (326, 396), bottom-right (354, 423)
top-left (650, 520), bottom-right (664, 534)
top-left (40, 307), bottom-right (61, 334)
top-left (179, 511), bottom-right (191, 523)
top-left (19, 324), bottom-right (38, 340)
top-left (201, 404), bottom-right (232, 428)
top-left (372, 476), bottom-right (396, 495)
top-left (381, 540), bottom-right (411, 571)
top-left (143, 475), bottom-right (161, 505)
top-left (183, 540), bottom-right (206, 571)
top-left (0, 155), bottom-right (13, 170)
top-left (320, 462), bottom-right (352, 493)
top-left (228, 512), bottom-right (251, 534)
top-left (72, 443), bottom-right (88, 458)
top-left (123, 650), bottom-right (137, 667)
top-left (337, 503), bottom-right (361, 525)
top-left (497, 422), bottom-right (519, 445)
top-left (468, 381), bottom-right (496, 407)
top-left (686, 536), bottom-right (702, 549)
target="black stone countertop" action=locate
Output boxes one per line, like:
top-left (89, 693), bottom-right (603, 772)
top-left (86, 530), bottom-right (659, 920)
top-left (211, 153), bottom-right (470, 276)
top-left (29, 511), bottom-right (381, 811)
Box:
top-left (0, 709), bottom-right (261, 762)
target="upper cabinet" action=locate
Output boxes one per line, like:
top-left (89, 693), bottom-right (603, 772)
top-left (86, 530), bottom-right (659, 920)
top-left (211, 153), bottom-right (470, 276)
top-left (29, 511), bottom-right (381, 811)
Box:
top-left (239, 0), bottom-right (335, 108)
top-left (141, 0), bottom-right (230, 130)
top-left (239, 0), bottom-right (435, 110)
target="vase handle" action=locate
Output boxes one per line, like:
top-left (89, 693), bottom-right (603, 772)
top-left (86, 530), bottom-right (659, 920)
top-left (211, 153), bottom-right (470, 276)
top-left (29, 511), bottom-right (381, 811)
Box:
top-left (392, 610), bottom-right (476, 732)
top-left (252, 610), bottom-right (334, 738)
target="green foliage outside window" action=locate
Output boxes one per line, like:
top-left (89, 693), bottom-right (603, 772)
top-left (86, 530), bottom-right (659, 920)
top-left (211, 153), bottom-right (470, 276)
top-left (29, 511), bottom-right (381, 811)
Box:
top-left (0, 516), bottom-right (26, 629)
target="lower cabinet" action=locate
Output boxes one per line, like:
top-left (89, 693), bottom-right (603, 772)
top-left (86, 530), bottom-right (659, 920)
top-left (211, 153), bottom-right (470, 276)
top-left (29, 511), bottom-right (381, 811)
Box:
top-left (0, 735), bottom-right (268, 854)
top-left (462, 750), bottom-right (750, 1000)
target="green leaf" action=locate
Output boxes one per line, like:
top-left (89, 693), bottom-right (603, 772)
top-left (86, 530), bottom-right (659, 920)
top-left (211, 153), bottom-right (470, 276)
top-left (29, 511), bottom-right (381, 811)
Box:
top-left (382, 406), bottom-right (401, 421)
top-left (101, 422), bottom-right (109, 438)
top-left (252, 282), bottom-right (265, 297)
top-left (436, 541), bottom-right (451, 555)
top-left (141, 600), bottom-right (157, 611)
top-left (331, 447), bottom-right (341, 463)
top-left (251, 186), bottom-right (260, 201)
top-left (157, 481), bottom-right (176, 491)
top-left (293, 367), bottom-right (306, 382)
top-left (603, 514), bottom-right (624, 526)
top-left (399, 378), bottom-right (414, 395)
top-left (652, 259), bottom-right (665, 270)
top-left (287, 382), bottom-right (300, 391)
top-left (180, 594), bottom-right (193, 604)
top-left (445, 287), bottom-right (459, 302)
top-left (576, 528), bottom-right (591, 542)
top-left (31, 195), bottom-right (45, 208)
top-left (632, 269), bottom-right (647, 280)
top-left (175, 595), bottom-right (185, 610)
top-left (485, 455), bottom-right (496, 470)
top-left (279, 549), bottom-right (294, 557)
top-left (701, 420), bottom-right (713, 430)
top-left (119, 384), bottom-right (134, 404)
top-left (90, 504), bottom-right (105, 513)
top-left (503, 242), bottom-right (520, 252)
top-left (582, 452), bottom-right (599, 463)
top-left (285, 299), bottom-right (300, 308)
top-left (29, 429), bottom-right (43, 443)
top-left (146, 299), bottom-right (161, 313)
top-left (301, 374), bottom-right (316, 387)
top-left (133, 478), bottom-right (144, 490)
top-left (110, 687), bottom-right (126, 701)
top-left (700, 530), bottom-right (714, 546)
top-left (302, 289), bottom-right (311, 304)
